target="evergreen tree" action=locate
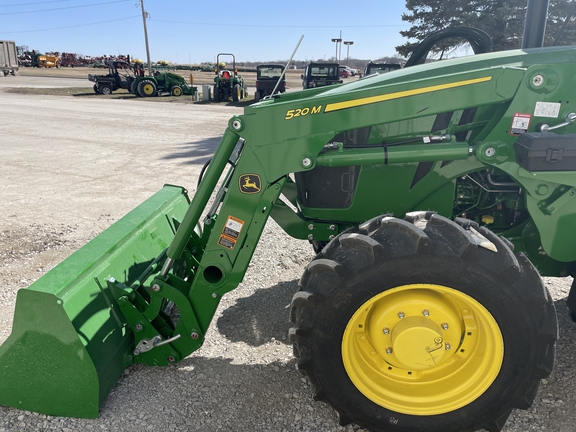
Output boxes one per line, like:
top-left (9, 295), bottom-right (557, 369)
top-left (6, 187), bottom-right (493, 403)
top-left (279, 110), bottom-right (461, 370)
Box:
top-left (397, 0), bottom-right (576, 58)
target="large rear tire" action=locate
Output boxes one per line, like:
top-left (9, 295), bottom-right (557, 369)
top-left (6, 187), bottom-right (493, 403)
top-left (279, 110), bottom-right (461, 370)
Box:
top-left (138, 79), bottom-right (157, 97)
top-left (290, 212), bottom-right (557, 432)
top-left (232, 83), bottom-right (240, 102)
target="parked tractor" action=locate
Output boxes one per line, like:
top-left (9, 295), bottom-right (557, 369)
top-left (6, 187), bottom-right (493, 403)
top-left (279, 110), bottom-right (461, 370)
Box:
top-left (213, 53), bottom-right (248, 102)
top-left (131, 69), bottom-right (197, 98)
top-left (254, 64), bottom-right (286, 102)
top-left (88, 59), bottom-right (142, 95)
top-left (2, 2), bottom-right (576, 432)
top-left (301, 61), bottom-right (342, 89)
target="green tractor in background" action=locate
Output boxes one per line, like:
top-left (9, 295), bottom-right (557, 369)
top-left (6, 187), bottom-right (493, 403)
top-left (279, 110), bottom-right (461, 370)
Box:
top-left (213, 53), bottom-right (248, 102)
top-left (131, 61), bottom-right (197, 98)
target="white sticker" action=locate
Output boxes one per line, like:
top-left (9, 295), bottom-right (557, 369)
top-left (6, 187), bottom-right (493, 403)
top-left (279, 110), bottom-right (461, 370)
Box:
top-left (510, 113), bottom-right (531, 135)
top-left (534, 102), bottom-right (561, 118)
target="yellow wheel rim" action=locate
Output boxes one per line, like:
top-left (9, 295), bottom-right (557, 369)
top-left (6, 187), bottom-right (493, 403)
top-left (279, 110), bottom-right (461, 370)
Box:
top-left (143, 84), bottom-right (154, 95)
top-left (342, 284), bottom-right (504, 415)
top-left (173, 87), bottom-right (182, 96)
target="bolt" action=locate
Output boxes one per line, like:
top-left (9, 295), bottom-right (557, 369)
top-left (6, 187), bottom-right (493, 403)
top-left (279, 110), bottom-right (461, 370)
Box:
top-left (191, 332), bottom-right (199, 339)
top-left (329, 224), bottom-right (336, 231)
top-left (383, 327), bottom-right (390, 335)
top-left (328, 235), bottom-right (334, 240)
top-left (441, 322), bottom-right (449, 330)
top-left (485, 147), bottom-right (496, 157)
top-left (386, 347), bottom-right (393, 355)
top-left (398, 312), bottom-right (405, 319)
top-left (308, 224), bottom-right (314, 230)
top-left (434, 337), bottom-right (443, 344)
top-left (152, 284), bottom-right (161, 292)
top-left (167, 356), bottom-right (176, 363)
top-left (302, 157), bottom-right (312, 168)
top-left (445, 343), bottom-right (451, 351)
top-left (135, 323), bottom-right (144, 332)
top-left (308, 234), bottom-right (314, 241)
top-left (212, 292), bottom-right (218, 299)
top-left (422, 309), bottom-right (430, 317)
top-left (133, 349), bottom-right (140, 356)
top-left (232, 120), bottom-right (242, 130)
top-left (532, 74), bottom-right (544, 87)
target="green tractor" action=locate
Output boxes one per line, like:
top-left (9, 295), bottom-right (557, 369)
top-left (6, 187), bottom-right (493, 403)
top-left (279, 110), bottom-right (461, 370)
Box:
top-left (2, 1), bottom-right (576, 431)
top-left (212, 53), bottom-right (248, 102)
top-left (131, 66), bottom-right (197, 98)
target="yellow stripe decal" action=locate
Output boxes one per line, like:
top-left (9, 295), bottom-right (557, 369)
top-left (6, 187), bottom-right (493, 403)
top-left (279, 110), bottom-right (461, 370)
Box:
top-left (324, 76), bottom-right (492, 113)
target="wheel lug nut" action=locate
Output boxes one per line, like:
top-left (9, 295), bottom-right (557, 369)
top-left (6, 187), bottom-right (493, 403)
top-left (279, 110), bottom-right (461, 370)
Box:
top-left (422, 309), bottom-right (430, 317)
top-left (445, 343), bottom-right (451, 350)
top-left (383, 327), bottom-right (390, 335)
top-left (441, 322), bottom-right (449, 330)
top-left (386, 347), bottom-right (393, 355)
top-left (398, 312), bottom-right (405, 319)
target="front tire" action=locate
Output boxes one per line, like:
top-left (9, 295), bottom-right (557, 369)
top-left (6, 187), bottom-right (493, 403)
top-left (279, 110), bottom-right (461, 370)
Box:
top-left (290, 212), bottom-right (557, 432)
top-left (99, 84), bottom-right (112, 95)
top-left (171, 86), bottom-right (182, 96)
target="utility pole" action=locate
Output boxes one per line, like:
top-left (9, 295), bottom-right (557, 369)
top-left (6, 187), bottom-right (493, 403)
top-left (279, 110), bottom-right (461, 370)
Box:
top-left (139, 0), bottom-right (152, 76)
top-left (344, 41), bottom-right (354, 64)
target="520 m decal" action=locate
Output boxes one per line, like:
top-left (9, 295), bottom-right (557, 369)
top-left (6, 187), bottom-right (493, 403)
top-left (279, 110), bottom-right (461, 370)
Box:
top-left (285, 105), bottom-right (322, 120)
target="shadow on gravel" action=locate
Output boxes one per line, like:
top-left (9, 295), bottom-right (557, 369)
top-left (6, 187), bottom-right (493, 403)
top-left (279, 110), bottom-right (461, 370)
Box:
top-left (216, 280), bottom-right (299, 347)
top-left (161, 138), bottom-right (221, 165)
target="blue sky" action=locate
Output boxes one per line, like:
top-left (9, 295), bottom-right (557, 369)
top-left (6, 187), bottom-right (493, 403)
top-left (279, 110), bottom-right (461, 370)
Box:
top-left (0, 0), bottom-right (412, 64)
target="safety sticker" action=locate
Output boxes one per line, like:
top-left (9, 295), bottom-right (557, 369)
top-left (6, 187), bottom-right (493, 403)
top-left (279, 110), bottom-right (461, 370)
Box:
top-left (534, 101), bottom-right (561, 118)
top-left (510, 113), bottom-right (531, 135)
top-left (223, 216), bottom-right (244, 240)
top-left (218, 235), bottom-right (236, 249)
top-left (218, 216), bottom-right (245, 250)
top-left (239, 174), bottom-right (262, 194)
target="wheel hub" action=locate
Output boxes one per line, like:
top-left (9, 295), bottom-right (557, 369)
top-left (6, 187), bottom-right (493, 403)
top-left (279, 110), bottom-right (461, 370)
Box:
top-left (342, 283), bottom-right (504, 415)
top-left (391, 317), bottom-right (445, 370)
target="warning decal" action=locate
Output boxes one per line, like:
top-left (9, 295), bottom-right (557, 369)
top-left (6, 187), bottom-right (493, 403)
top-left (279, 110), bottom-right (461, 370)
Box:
top-left (510, 113), bottom-right (531, 135)
top-left (218, 216), bottom-right (245, 249)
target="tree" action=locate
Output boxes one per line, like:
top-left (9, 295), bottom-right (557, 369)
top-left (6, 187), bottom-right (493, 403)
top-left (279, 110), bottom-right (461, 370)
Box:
top-left (397, 0), bottom-right (576, 58)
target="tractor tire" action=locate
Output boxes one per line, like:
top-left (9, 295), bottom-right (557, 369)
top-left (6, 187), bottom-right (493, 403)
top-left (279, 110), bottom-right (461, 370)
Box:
top-left (138, 79), bottom-right (157, 97)
top-left (213, 85), bottom-right (220, 102)
top-left (99, 84), bottom-right (113, 95)
top-left (93, 84), bottom-right (99, 94)
top-left (130, 80), bottom-right (139, 96)
top-left (171, 86), bottom-right (182, 97)
top-left (290, 212), bottom-right (557, 432)
top-left (232, 84), bottom-right (240, 102)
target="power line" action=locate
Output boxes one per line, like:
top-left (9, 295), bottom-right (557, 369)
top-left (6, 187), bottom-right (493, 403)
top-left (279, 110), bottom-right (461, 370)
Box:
top-left (153, 19), bottom-right (408, 29)
top-left (1, 0), bottom-right (73, 6)
top-left (0, 0), bottom-right (130, 15)
top-left (0, 15), bottom-right (139, 33)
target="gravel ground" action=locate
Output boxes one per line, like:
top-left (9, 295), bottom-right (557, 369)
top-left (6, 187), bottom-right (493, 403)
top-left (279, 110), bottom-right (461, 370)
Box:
top-left (1, 78), bottom-right (576, 432)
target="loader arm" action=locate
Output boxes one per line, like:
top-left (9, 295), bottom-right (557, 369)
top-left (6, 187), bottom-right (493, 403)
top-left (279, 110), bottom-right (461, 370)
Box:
top-left (2, 42), bottom-right (576, 419)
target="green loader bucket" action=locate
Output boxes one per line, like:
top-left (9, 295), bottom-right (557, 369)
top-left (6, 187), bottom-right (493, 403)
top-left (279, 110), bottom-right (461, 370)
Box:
top-left (0, 185), bottom-right (190, 418)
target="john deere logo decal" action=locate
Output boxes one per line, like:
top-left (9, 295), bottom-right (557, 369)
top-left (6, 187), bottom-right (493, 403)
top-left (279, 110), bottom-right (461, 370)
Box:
top-left (239, 174), bottom-right (261, 194)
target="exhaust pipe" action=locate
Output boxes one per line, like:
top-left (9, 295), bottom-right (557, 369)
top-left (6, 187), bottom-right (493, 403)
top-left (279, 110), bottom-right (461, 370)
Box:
top-left (522, 0), bottom-right (550, 48)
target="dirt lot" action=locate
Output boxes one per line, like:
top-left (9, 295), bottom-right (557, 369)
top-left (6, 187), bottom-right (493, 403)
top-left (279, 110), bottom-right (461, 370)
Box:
top-left (0, 76), bottom-right (575, 432)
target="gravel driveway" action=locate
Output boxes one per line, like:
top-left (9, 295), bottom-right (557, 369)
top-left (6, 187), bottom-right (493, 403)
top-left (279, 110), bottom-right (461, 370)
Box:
top-left (0, 79), bottom-right (575, 432)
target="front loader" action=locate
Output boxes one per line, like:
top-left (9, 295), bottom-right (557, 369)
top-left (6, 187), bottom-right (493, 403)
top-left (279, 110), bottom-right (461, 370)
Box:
top-left (1, 1), bottom-right (575, 431)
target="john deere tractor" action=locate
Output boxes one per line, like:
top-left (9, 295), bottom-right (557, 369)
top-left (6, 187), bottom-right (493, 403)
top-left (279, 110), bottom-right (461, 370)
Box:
top-left (212, 53), bottom-right (248, 102)
top-left (131, 66), bottom-right (197, 98)
top-left (2, 1), bottom-right (576, 431)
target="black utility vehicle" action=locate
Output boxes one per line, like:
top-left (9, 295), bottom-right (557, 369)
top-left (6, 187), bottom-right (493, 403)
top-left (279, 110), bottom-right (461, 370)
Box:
top-left (301, 62), bottom-right (342, 89)
top-left (88, 60), bottom-right (143, 95)
top-left (254, 64), bottom-right (285, 102)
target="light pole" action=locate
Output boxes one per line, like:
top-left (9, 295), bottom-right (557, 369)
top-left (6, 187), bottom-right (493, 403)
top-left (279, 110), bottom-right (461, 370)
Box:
top-left (344, 41), bottom-right (354, 64)
top-left (331, 38), bottom-right (342, 62)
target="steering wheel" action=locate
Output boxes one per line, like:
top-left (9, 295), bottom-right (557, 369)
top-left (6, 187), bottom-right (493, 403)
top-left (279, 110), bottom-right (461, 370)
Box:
top-left (405, 27), bottom-right (493, 68)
